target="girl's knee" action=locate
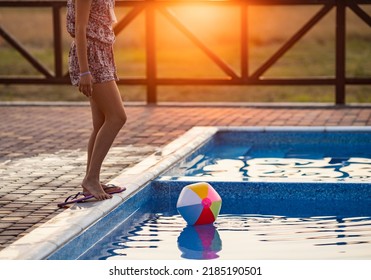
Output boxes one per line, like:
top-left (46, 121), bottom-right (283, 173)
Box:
top-left (109, 113), bottom-right (127, 128)
top-left (119, 113), bottom-right (127, 126)
top-left (92, 119), bottom-right (105, 132)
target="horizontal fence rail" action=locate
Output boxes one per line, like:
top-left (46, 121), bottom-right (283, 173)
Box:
top-left (0, 0), bottom-right (370, 104)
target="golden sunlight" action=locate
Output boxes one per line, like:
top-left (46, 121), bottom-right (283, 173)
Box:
top-left (156, 5), bottom-right (239, 46)
top-left (174, 5), bottom-right (225, 30)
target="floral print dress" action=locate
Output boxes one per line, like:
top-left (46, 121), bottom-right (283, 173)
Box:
top-left (67, 0), bottom-right (118, 86)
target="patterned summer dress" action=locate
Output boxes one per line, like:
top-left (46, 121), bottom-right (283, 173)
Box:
top-left (66, 0), bottom-right (118, 86)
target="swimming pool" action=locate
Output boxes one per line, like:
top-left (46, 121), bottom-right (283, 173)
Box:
top-left (47, 127), bottom-right (371, 260)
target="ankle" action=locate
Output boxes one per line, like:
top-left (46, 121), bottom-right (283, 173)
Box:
top-left (83, 175), bottom-right (100, 185)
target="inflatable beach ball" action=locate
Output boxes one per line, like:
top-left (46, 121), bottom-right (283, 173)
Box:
top-left (176, 182), bottom-right (222, 225)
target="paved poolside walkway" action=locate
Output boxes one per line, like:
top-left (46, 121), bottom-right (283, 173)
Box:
top-left (0, 102), bottom-right (370, 252)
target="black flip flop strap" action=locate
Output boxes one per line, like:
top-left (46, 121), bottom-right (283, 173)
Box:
top-left (64, 192), bottom-right (84, 203)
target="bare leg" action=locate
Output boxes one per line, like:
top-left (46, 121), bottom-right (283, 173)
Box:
top-left (84, 98), bottom-right (117, 194)
top-left (86, 97), bottom-right (105, 175)
top-left (82, 81), bottom-right (127, 200)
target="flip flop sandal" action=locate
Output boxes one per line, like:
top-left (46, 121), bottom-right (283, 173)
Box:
top-left (57, 192), bottom-right (93, 208)
top-left (102, 184), bottom-right (126, 194)
top-left (101, 183), bottom-right (124, 193)
top-left (82, 183), bottom-right (125, 195)
top-left (58, 185), bottom-right (126, 208)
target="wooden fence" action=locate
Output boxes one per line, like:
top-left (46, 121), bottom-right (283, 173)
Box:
top-left (0, 0), bottom-right (370, 104)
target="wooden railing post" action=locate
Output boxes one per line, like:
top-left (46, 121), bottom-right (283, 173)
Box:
top-left (145, 1), bottom-right (157, 104)
top-left (335, 0), bottom-right (346, 105)
top-left (52, 4), bottom-right (63, 78)
top-left (240, 2), bottom-right (248, 82)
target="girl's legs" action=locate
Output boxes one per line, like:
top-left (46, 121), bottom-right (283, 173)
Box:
top-left (82, 80), bottom-right (127, 200)
top-left (84, 97), bottom-right (122, 194)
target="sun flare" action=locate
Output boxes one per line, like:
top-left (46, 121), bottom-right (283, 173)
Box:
top-left (171, 5), bottom-right (234, 35)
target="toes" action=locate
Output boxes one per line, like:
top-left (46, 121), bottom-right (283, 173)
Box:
top-left (81, 183), bottom-right (113, 201)
top-left (100, 193), bottom-right (112, 200)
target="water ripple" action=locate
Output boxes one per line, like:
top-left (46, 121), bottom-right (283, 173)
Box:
top-left (91, 213), bottom-right (371, 259)
top-left (186, 157), bottom-right (371, 182)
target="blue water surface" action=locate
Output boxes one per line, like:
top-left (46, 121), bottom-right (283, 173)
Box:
top-left (164, 131), bottom-right (371, 182)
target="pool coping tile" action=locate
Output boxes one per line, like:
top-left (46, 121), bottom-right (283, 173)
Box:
top-left (0, 126), bottom-right (370, 259)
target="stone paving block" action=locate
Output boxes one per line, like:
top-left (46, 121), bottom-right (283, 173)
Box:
top-left (0, 210), bottom-right (13, 215)
top-left (29, 190), bottom-right (53, 195)
top-left (3, 223), bottom-right (30, 230)
top-left (17, 185), bottom-right (42, 190)
top-left (18, 205), bottom-right (44, 211)
top-left (17, 196), bottom-right (42, 202)
top-left (3, 203), bottom-right (26, 208)
top-left (7, 212), bottom-right (32, 218)
top-left (1, 194), bottom-right (24, 201)
top-left (39, 194), bottom-right (64, 200)
top-left (16, 217), bottom-right (44, 224)
top-left (39, 205), bottom-right (59, 210)
top-left (2, 201), bottom-right (29, 207)
top-left (0, 223), bottom-right (13, 229)
top-left (1, 217), bottom-right (23, 222)
top-left (31, 178), bottom-right (55, 184)
top-left (0, 201), bottom-right (15, 206)
top-left (0, 236), bottom-right (13, 242)
top-left (0, 230), bottom-right (24, 236)
top-left (12, 190), bottom-right (32, 195)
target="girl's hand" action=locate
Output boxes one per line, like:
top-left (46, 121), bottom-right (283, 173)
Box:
top-left (78, 73), bottom-right (93, 97)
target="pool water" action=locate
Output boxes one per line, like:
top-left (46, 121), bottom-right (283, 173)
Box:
top-left (87, 214), bottom-right (371, 260)
top-left (75, 190), bottom-right (371, 260)
top-left (164, 131), bottom-right (371, 182)
top-left (48, 129), bottom-right (371, 260)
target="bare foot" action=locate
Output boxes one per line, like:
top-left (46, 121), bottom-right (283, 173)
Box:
top-left (82, 178), bottom-right (112, 200)
top-left (83, 183), bottom-right (121, 195)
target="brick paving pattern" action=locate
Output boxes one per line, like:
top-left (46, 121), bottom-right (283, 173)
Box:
top-left (0, 104), bottom-right (370, 251)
